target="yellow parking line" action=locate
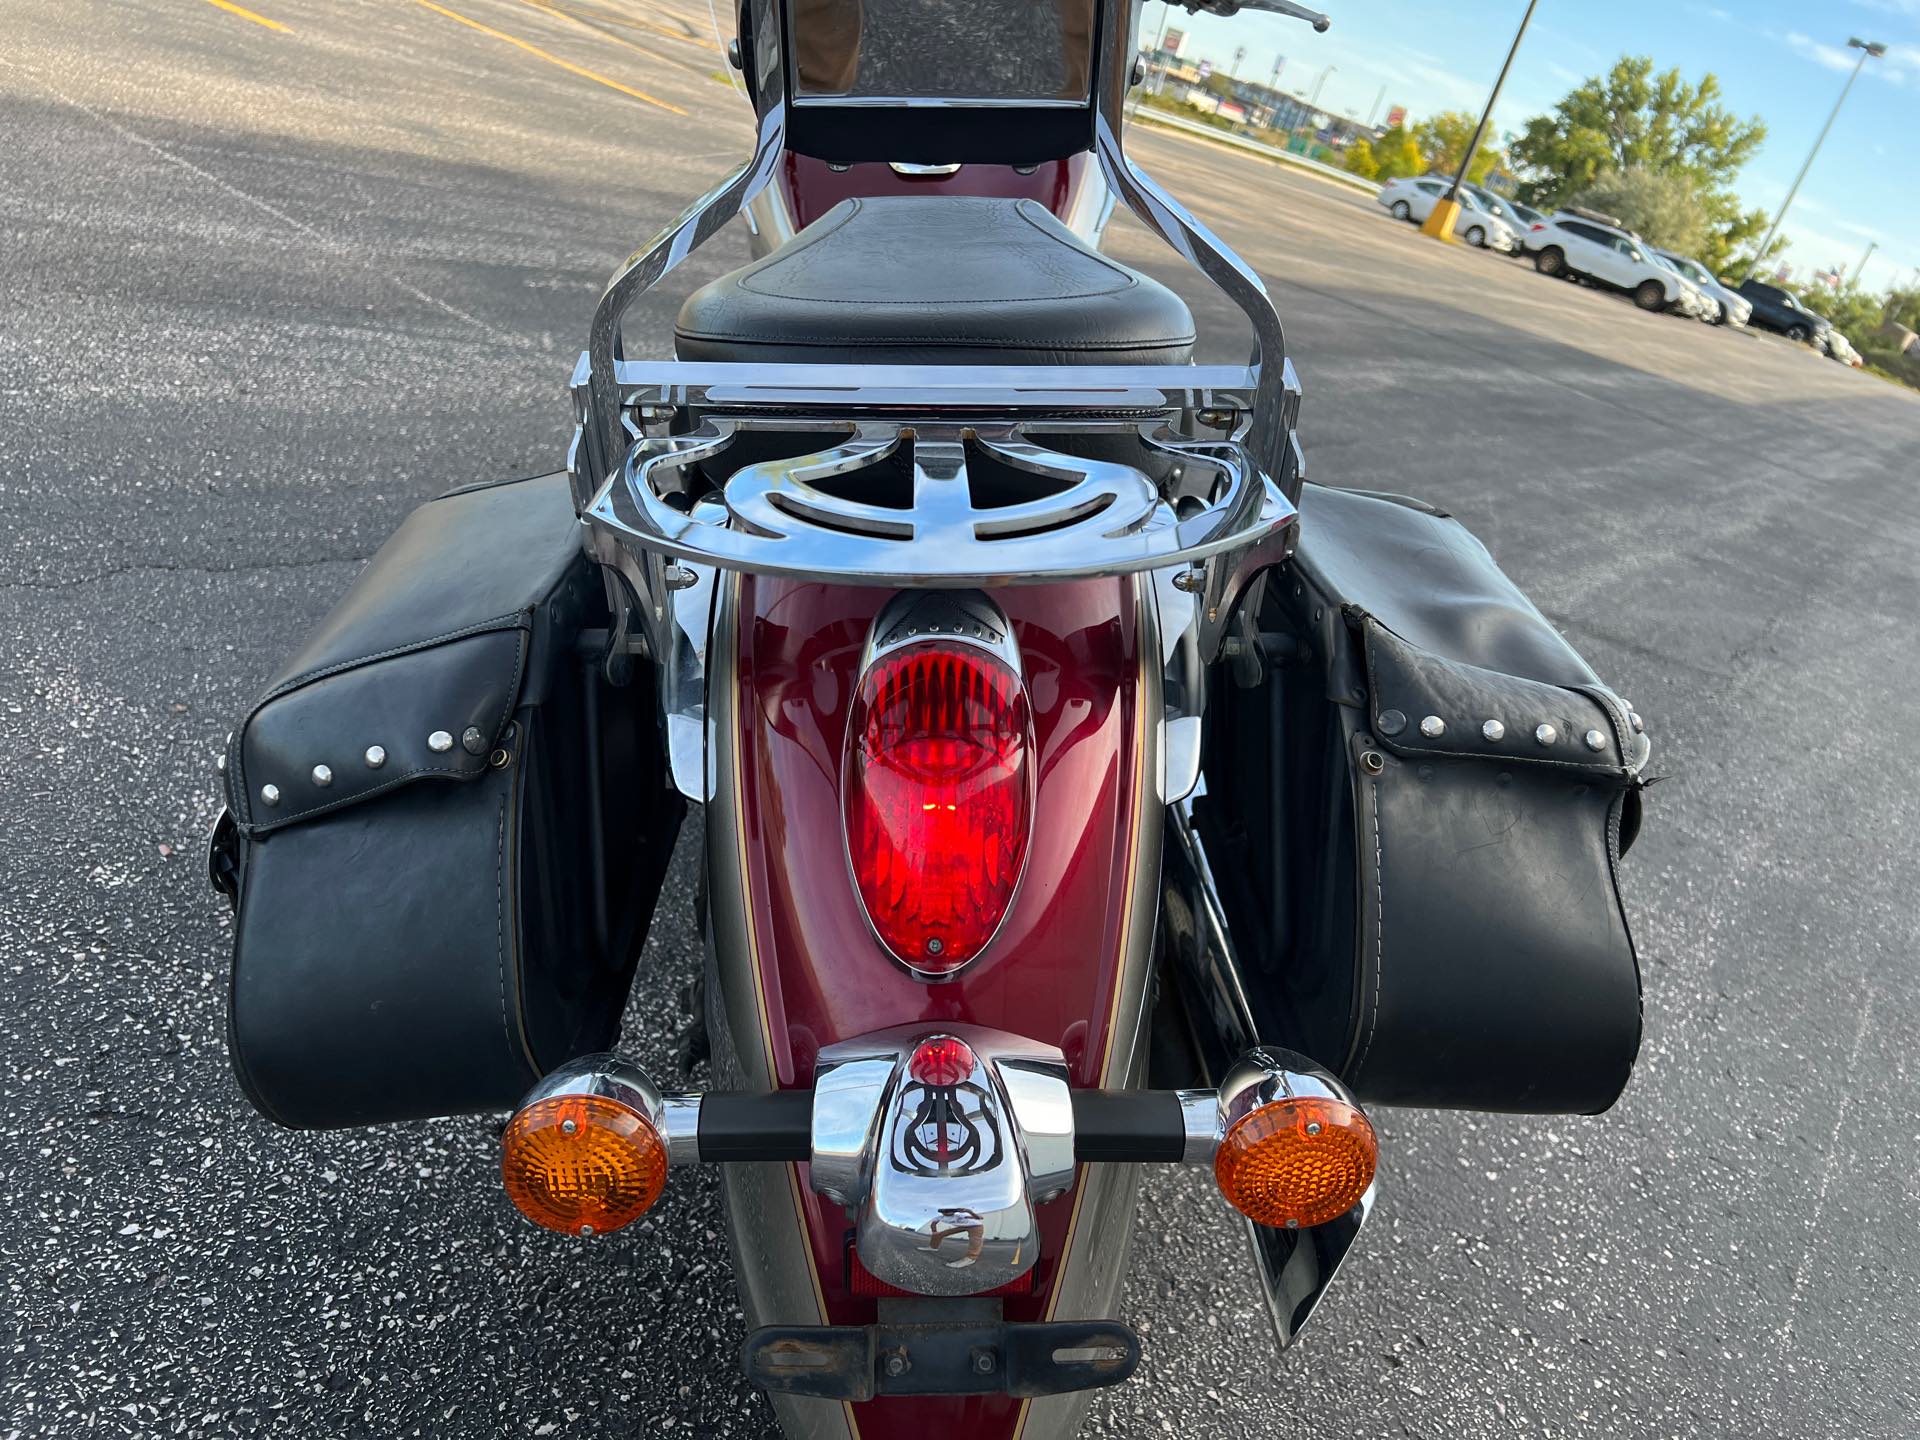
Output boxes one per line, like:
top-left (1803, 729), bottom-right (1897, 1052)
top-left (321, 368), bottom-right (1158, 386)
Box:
top-left (515, 0), bottom-right (702, 75)
top-left (202, 0), bottom-right (288, 31)
top-left (409, 0), bottom-right (688, 116)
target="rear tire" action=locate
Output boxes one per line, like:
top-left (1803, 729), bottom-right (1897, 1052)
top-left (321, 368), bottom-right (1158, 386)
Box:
top-left (1465, 225), bottom-right (1486, 248)
top-left (1634, 280), bottom-right (1667, 311)
top-left (1787, 323), bottom-right (1811, 344)
top-left (1391, 200), bottom-right (1412, 221)
top-left (1534, 246), bottom-right (1565, 277)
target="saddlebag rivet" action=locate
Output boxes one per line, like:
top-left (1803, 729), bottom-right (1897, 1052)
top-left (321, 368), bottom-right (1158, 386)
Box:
top-left (1535, 723), bottom-right (1558, 746)
top-left (1584, 729), bottom-right (1608, 752)
top-left (427, 730), bottom-right (454, 754)
top-left (1376, 709), bottom-right (1406, 737)
top-left (260, 784), bottom-right (280, 807)
top-left (1419, 715), bottom-right (1446, 739)
top-left (1630, 711), bottom-right (1645, 734)
top-left (884, 1350), bottom-right (911, 1378)
top-left (461, 726), bottom-right (487, 755)
top-left (1482, 719), bottom-right (1505, 742)
top-left (490, 748), bottom-right (510, 768)
top-left (216, 752), bottom-right (226, 773)
top-left (311, 764), bottom-right (333, 787)
top-left (364, 745), bottom-right (387, 769)
top-left (1361, 751), bottom-right (1385, 775)
top-left (971, 1348), bottom-right (998, 1375)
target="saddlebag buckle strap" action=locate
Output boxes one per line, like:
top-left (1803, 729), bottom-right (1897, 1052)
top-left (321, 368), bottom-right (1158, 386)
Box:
top-left (740, 1319), bottom-right (1140, 1402)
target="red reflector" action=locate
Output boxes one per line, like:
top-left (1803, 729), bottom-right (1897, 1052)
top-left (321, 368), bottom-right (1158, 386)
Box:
top-left (908, 1035), bottom-right (977, 1087)
top-left (844, 642), bottom-right (1032, 975)
top-left (848, 1244), bottom-right (1035, 1298)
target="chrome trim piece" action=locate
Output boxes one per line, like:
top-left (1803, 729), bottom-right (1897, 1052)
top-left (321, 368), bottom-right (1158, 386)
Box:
top-left (860, 588), bottom-right (1024, 681)
top-left (811, 1025), bottom-right (1075, 1297)
top-left (660, 1093), bottom-right (704, 1166)
top-left (808, 1052), bottom-right (899, 1208)
top-left (1175, 1088), bottom-right (1219, 1164)
top-left (889, 161), bottom-right (962, 175)
top-left (742, 178), bottom-right (797, 261)
top-left (519, 1052), bottom-right (669, 1135)
top-left (1150, 565), bottom-right (1203, 803)
top-left (1061, 159), bottom-right (1117, 249)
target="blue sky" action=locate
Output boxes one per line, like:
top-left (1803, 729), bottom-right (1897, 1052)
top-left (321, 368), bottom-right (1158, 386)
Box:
top-left (1152, 0), bottom-right (1918, 291)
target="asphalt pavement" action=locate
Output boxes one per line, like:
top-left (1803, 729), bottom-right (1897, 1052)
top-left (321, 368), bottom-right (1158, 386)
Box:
top-left (3, 2), bottom-right (1917, 1437)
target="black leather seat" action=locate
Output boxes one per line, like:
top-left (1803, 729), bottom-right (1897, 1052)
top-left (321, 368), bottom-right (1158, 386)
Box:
top-left (674, 195), bottom-right (1195, 366)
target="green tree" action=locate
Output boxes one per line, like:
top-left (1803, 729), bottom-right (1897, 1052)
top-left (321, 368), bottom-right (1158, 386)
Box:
top-left (1369, 124), bottom-right (1424, 182)
top-left (1510, 56), bottom-right (1768, 270)
top-left (1803, 279), bottom-right (1895, 341)
top-left (1571, 166), bottom-right (1706, 254)
top-left (1342, 137), bottom-right (1380, 180)
top-left (1414, 110), bottom-right (1501, 185)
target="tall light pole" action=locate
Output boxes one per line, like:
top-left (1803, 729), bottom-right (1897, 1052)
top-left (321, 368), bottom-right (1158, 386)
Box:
top-left (1368, 83), bottom-right (1387, 127)
top-left (1744, 37), bottom-right (1886, 282)
top-left (1423, 0), bottom-right (1538, 240)
top-left (1852, 239), bottom-right (1879, 286)
top-left (1309, 64), bottom-right (1336, 110)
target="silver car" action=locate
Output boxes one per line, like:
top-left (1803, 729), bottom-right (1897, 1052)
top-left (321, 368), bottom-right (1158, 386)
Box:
top-left (1653, 249), bottom-right (1753, 327)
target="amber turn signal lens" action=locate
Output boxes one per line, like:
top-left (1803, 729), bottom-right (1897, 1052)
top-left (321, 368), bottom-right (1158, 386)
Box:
top-left (502, 1093), bottom-right (668, 1236)
top-left (1214, 1096), bottom-right (1377, 1230)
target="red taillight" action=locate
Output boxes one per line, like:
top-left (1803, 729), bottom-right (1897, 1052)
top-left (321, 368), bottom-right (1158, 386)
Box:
top-left (844, 642), bottom-right (1032, 976)
top-left (909, 1034), bottom-right (978, 1087)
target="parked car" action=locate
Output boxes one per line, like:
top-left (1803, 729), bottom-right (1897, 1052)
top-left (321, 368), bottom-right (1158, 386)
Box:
top-left (1825, 329), bottom-right (1864, 367)
top-left (1650, 253), bottom-right (1715, 322)
top-left (1737, 278), bottom-right (1834, 346)
top-left (1376, 177), bottom-right (1519, 252)
top-left (1526, 210), bottom-right (1702, 313)
top-left (1652, 249), bottom-right (1752, 327)
top-left (1464, 185), bottom-right (1545, 256)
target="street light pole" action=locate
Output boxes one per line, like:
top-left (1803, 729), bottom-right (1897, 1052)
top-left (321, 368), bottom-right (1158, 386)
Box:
top-left (1744, 38), bottom-right (1886, 283)
top-left (1309, 64), bottom-right (1336, 109)
top-left (1422, 0), bottom-right (1539, 241)
top-left (1851, 240), bottom-right (1879, 286)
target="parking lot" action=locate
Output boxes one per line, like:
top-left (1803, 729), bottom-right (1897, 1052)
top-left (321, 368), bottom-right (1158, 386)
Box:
top-left (3, 1), bottom-right (1917, 1437)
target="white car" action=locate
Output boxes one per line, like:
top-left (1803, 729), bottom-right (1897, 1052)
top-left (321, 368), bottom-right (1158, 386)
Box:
top-left (1650, 253), bottom-right (1715, 322)
top-left (1526, 210), bottom-right (1703, 314)
top-left (1653, 249), bottom-right (1753, 327)
top-left (1376, 176), bottom-right (1519, 252)
top-left (1825, 330), bottom-right (1864, 368)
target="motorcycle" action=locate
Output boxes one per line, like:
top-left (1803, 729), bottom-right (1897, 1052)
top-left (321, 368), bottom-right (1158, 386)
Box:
top-left (208, 2), bottom-right (1651, 1436)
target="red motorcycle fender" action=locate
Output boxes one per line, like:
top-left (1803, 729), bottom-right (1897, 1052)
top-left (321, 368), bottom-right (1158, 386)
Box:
top-left (701, 572), bottom-right (1163, 1440)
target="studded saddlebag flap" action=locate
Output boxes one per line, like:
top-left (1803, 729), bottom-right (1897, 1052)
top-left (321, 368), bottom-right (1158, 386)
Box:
top-left (1199, 484), bottom-right (1648, 1114)
top-left (214, 473), bottom-right (683, 1129)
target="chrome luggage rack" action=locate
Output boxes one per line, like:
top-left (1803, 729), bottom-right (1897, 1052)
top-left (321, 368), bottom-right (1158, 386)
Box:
top-left (575, 361), bottom-right (1299, 582)
top-left (568, 0), bottom-right (1306, 667)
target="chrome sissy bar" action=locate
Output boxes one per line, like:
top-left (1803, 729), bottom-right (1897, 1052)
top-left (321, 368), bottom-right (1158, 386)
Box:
top-left (570, 0), bottom-right (1303, 665)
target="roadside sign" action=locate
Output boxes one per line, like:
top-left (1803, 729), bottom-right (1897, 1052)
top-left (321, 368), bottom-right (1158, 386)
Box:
top-left (1385, 105), bottom-right (1407, 129)
top-left (1196, 59), bottom-right (1212, 80)
top-left (1163, 26), bottom-right (1184, 55)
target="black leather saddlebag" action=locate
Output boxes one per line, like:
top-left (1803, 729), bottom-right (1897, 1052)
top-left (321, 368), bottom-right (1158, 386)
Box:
top-left (213, 473), bottom-right (682, 1129)
top-left (1198, 484), bottom-right (1649, 1114)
